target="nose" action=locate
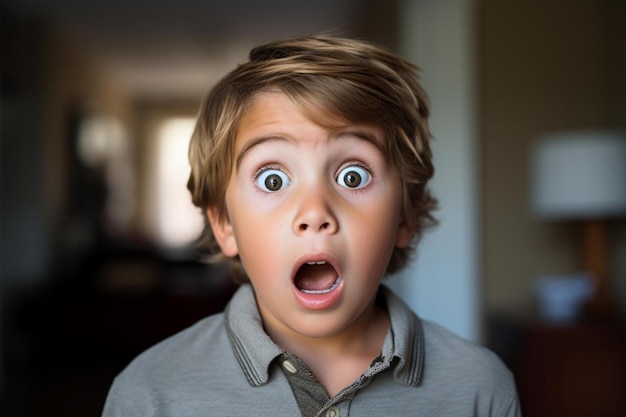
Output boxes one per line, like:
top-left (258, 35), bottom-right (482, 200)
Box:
top-left (292, 186), bottom-right (339, 235)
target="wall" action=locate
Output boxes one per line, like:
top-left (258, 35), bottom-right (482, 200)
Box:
top-left (606, 1), bottom-right (626, 319)
top-left (480, 0), bottom-right (626, 319)
top-left (1, 16), bottom-right (134, 293)
top-left (1, 14), bottom-right (47, 290)
top-left (43, 29), bottom-right (133, 230)
top-left (390, 0), bottom-right (480, 342)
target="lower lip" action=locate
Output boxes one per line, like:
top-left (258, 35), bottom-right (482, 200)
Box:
top-left (292, 278), bottom-right (343, 310)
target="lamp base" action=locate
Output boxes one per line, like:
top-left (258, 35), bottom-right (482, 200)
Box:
top-left (583, 219), bottom-right (616, 320)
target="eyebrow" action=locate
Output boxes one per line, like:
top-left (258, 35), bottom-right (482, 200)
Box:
top-left (236, 136), bottom-right (289, 169)
top-left (235, 128), bottom-right (385, 170)
top-left (337, 129), bottom-right (385, 153)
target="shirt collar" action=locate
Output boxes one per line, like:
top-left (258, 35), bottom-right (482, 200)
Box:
top-left (380, 285), bottom-right (425, 386)
top-left (225, 283), bottom-right (424, 387)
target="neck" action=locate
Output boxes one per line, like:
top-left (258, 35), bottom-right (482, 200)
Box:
top-left (264, 301), bottom-right (390, 397)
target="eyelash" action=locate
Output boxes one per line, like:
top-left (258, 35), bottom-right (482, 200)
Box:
top-left (343, 161), bottom-right (372, 174)
top-left (253, 164), bottom-right (282, 180)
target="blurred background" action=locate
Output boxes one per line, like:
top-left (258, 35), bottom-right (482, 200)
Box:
top-left (1, 0), bottom-right (625, 416)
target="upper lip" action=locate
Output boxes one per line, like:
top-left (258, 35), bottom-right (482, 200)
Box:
top-left (291, 253), bottom-right (342, 283)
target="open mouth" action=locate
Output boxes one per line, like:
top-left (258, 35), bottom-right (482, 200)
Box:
top-left (294, 261), bottom-right (341, 294)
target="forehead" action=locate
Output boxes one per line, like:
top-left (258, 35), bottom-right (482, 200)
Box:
top-left (235, 91), bottom-right (386, 146)
top-left (241, 91), bottom-right (342, 131)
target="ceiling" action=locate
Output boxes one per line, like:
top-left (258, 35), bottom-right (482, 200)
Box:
top-left (4, 0), bottom-right (363, 100)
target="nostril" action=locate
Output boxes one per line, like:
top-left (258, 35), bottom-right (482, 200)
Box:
top-left (296, 221), bottom-right (335, 233)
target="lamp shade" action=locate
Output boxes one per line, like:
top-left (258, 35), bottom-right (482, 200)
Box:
top-left (532, 130), bottom-right (626, 219)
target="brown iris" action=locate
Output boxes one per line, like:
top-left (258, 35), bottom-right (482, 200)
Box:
top-left (342, 170), bottom-right (362, 188)
top-left (265, 174), bottom-right (283, 191)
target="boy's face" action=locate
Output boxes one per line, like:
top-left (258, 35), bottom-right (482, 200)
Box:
top-left (208, 92), bottom-right (415, 341)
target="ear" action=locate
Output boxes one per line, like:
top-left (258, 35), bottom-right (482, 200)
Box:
top-left (207, 207), bottom-right (239, 257)
top-left (395, 220), bottom-right (417, 249)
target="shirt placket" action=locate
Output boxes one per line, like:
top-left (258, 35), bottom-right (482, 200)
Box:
top-left (278, 353), bottom-right (391, 417)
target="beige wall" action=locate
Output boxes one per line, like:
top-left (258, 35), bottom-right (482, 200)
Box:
top-left (480, 0), bottom-right (626, 318)
top-left (43, 29), bottom-right (133, 227)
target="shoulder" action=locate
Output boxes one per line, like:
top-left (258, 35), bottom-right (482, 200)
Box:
top-left (422, 320), bottom-right (509, 375)
top-left (123, 312), bottom-right (229, 377)
top-left (420, 320), bottom-right (520, 414)
top-left (102, 313), bottom-right (236, 416)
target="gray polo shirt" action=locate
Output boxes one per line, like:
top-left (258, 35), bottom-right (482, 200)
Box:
top-left (103, 284), bottom-right (520, 416)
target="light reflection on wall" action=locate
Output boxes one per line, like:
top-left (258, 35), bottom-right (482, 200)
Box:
top-left (154, 117), bottom-right (203, 249)
top-left (77, 113), bottom-right (136, 233)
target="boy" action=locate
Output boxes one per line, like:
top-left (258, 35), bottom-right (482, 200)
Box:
top-left (103, 35), bottom-right (520, 416)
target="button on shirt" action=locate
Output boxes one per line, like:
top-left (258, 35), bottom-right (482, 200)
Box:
top-left (103, 284), bottom-right (521, 417)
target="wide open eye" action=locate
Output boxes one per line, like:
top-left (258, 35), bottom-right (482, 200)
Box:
top-left (336, 165), bottom-right (370, 189)
top-left (256, 169), bottom-right (291, 192)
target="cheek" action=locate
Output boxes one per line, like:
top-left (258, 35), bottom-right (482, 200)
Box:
top-left (227, 201), bottom-right (284, 277)
top-left (358, 182), bottom-right (403, 225)
top-left (363, 187), bottom-right (405, 249)
top-left (347, 201), bottom-right (402, 253)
